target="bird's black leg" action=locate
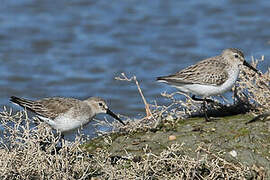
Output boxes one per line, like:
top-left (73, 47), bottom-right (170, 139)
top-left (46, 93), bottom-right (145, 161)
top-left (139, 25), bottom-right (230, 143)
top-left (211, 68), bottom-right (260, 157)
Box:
top-left (58, 133), bottom-right (64, 148)
top-left (39, 132), bottom-right (64, 154)
top-left (39, 138), bottom-right (50, 152)
top-left (191, 95), bottom-right (212, 121)
top-left (191, 95), bottom-right (203, 101)
top-left (246, 111), bottom-right (270, 124)
top-left (53, 133), bottom-right (64, 154)
top-left (203, 98), bottom-right (210, 122)
top-left (191, 95), bottom-right (214, 103)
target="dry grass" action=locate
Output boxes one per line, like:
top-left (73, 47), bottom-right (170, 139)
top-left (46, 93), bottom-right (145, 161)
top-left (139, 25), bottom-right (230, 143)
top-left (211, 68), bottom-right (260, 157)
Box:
top-left (0, 109), bottom-right (94, 179)
top-left (91, 143), bottom-right (257, 179)
top-left (237, 56), bottom-right (270, 113)
top-left (0, 57), bottom-right (268, 179)
top-left (0, 109), bottom-right (260, 179)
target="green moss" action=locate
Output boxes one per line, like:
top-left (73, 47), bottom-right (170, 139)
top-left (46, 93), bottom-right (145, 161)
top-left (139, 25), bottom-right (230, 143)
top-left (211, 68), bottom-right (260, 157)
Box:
top-left (83, 132), bottom-right (124, 152)
top-left (234, 128), bottom-right (250, 137)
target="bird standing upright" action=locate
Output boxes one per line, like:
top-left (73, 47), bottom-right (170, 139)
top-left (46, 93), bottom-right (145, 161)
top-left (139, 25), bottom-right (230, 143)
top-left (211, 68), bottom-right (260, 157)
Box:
top-left (157, 48), bottom-right (260, 121)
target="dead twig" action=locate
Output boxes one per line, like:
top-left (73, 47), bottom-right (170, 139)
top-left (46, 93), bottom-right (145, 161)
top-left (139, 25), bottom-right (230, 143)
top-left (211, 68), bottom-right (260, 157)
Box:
top-left (115, 73), bottom-right (153, 119)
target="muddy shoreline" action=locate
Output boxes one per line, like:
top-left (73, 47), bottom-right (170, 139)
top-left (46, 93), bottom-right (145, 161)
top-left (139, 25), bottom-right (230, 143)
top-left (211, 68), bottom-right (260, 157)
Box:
top-left (85, 114), bottom-right (270, 178)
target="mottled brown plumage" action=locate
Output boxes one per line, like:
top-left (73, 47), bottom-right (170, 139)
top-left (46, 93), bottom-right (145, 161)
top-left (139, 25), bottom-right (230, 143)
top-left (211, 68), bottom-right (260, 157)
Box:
top-left (157, 48), bottom-right (260, 121)
top-left (10, 96), bottom-right (82, 120)
top-left (10, 96), bottom-right (125, 133)
top-left (159, 56), bottom-right (229, 86)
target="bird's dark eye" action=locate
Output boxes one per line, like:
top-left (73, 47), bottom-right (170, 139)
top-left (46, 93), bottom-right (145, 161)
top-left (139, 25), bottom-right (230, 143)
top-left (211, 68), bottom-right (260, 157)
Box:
top-left (98, 103), bottom-right (103, 106)
top-left (234, 54), bottom-right (239, 58)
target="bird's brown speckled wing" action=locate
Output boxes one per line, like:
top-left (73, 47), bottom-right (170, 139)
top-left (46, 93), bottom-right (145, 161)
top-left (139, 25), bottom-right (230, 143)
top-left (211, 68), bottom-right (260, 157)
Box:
top-left (158, 56), bottom-right (229, 86)
top-left (10, 96), bottom-right (81, 119)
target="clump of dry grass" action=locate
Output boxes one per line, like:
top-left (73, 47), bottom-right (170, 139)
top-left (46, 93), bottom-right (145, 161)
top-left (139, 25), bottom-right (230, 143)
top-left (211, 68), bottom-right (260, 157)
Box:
top-left (237, 56), bottom-right (270, 113)
top-left (1, 108), bottom-right (263, 179)
top-left (90, 143), bottom-right (259, 179)
top-left (0, 108), bottom-right (95, 179)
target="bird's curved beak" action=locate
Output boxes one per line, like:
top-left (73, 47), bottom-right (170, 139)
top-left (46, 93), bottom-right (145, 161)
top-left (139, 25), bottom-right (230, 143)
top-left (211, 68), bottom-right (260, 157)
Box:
top-left (243, 60), bottom-right (260, 75)
top-left (106, 109), bottom-right (125, 125)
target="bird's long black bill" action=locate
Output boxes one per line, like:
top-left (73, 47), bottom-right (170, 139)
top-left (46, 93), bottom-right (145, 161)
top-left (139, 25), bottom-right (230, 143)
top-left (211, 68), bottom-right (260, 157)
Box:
top-left (243, 60), bottom-right (260, 74)
top-left (106, 109), bottom-right (125, 125)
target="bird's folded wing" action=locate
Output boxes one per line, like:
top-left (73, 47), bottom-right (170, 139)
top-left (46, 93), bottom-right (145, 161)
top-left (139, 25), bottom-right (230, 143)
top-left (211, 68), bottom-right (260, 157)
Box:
top-left (159, 57), bottom-right (228, 86)
top-left (13, 97), bottom-right (80, 119)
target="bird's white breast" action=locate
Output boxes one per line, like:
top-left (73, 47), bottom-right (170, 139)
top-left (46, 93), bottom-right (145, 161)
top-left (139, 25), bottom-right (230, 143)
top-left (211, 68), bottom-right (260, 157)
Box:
top-left (39, 108), bottom-right (91, 133)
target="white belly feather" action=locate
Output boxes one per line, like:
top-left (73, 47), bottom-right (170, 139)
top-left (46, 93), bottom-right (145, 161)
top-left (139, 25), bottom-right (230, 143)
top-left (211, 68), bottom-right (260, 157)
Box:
top-left (174, 68), bottom-right (240, 97)
top-left (38, 108), bottom-right (91, 133)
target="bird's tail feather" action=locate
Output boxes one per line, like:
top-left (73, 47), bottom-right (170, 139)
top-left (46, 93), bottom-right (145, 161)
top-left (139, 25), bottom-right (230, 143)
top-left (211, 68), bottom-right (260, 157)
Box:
top-left (10, 96), bottom-right (35, 109)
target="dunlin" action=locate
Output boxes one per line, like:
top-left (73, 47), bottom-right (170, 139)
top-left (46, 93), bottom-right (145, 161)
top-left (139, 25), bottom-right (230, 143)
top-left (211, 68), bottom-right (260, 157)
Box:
top-left (10, 96), bottom-right (125, 134)
top-left (157, 48), bottom-right (260, 121)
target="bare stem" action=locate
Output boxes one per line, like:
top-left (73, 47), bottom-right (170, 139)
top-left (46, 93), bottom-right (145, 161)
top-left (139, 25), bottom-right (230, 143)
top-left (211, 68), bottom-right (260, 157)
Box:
top-left (115, 73), bottom-right (153, 119)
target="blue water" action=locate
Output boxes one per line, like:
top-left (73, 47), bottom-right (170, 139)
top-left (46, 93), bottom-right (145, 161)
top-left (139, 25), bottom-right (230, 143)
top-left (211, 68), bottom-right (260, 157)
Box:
top-left (0, 0), bottom-right (269, 138)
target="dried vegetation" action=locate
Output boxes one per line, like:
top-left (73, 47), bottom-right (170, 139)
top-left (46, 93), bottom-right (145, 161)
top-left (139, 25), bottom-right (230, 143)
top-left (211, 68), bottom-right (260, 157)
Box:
top-left (0, 57), bottom-right (269, 179)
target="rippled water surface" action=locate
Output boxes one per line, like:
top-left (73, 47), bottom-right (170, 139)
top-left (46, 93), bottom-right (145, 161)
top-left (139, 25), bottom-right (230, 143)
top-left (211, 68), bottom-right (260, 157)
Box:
top-left (0, 0), bottom-right (270, 138)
